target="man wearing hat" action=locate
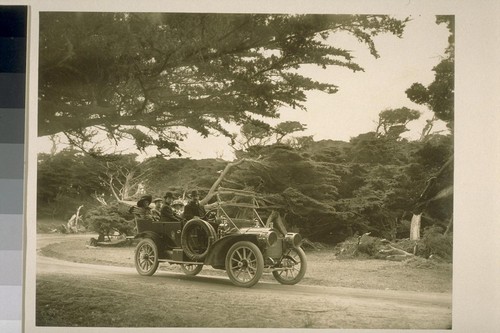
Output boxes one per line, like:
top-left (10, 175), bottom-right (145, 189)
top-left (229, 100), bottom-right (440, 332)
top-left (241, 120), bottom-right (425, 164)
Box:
top-left (183, 190), bottom-right (206, 221)
top-left (129, 195), bottom-right (157, 221)
top-left (160, 192), bottom-right (182, 222)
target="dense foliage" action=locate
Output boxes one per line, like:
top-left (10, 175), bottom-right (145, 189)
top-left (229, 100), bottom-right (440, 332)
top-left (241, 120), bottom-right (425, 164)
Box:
top-left (39, 12), bottom-right (407, 154)
top-left (406, 16), bottom-right (454, 128)
top-left (223, 133), bottom-right (452, 243)
top-left (85, 203), bottom-right (135, 240)
top-left (38, 130), bottom-right (452, 244)
top-left (37, 149), bottom-right (108, 219)
top-left (36, 14), bottom-right (453, 246)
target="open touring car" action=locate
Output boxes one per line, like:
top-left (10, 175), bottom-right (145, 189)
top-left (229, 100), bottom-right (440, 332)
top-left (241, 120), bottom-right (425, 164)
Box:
top-left (133, 188), bottom-right (307, 287)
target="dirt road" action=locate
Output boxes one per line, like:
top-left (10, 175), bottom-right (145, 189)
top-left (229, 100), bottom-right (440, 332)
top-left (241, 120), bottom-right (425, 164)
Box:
top-left (35, 234), bottom-right (452, 329)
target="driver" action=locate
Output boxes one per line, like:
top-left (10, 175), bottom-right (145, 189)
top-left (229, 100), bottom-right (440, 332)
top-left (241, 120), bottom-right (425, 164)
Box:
top-left (183, 190), bottom-right (206, 221)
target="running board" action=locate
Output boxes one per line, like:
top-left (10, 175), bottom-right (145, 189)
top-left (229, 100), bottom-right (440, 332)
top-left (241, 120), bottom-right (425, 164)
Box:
top-left (158, 259), bottom-right (204, 265)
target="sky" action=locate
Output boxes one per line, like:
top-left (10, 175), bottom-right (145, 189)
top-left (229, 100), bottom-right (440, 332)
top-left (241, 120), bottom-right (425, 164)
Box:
top-left (37, 14), bottom-right (451, 161)
top-left (174, 14), bottom-right (449, 160)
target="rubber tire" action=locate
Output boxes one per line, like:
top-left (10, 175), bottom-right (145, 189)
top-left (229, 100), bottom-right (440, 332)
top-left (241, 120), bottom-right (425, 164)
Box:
top-left (181, 219), bottom-right (217, 261)
top-left (225, 241), bottom-right (264, 288)
top-left (272, 246), bottom-right (307, 285)
top-left (180, 264), bottom-right (203, 276)
top-left (135, 238), bottom-right (160, 276)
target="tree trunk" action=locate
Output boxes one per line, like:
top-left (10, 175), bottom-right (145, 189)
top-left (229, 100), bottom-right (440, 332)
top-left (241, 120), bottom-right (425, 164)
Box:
top-left (75, 205), bottom-right (83, 229)
top-left (200, 158), bottom-right (270, 205)
top-left (410, 213), bottom-right (421, 240)
top-left (66, 205), bottom-right (83, 233)
top-left (200, 158), bottom-right (247, 205)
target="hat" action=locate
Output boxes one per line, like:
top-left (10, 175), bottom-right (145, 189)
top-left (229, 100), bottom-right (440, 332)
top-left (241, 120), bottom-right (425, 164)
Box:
top-left (172, 199), bottom-right (184, 207)
top-left (137, 195), bottom-right (152, 208)
top-left (153, 198), bottom-right (163, 203)
top-left (164, 192), bottom-right (174, 199)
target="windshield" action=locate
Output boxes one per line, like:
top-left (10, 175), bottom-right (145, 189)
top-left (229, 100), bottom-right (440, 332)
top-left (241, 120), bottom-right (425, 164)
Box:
top-left (215, 189), bottom-right (266, 229)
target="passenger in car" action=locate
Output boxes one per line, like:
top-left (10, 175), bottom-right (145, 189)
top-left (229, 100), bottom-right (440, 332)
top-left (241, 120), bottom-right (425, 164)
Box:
top-left (129, 195), bottom-right (157, 221)
top-left (160, 192), bottom-right (183, 222)
top-left (151, 197), bottom-right (163, 221)
top-left (172, 199), bottom-right (185, 217)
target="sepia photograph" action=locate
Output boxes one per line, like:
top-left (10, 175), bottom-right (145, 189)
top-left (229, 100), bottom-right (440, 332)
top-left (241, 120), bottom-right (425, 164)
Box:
top-left (25, 2), bottom-right (463, 331)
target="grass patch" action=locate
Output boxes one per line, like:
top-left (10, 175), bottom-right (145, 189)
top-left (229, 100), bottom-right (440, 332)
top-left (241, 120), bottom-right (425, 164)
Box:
top-left (36, 279), bottom-right (182, 327)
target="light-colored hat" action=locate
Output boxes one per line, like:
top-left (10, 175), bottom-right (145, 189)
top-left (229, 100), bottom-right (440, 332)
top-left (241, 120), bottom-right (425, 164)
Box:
top-left (172, 199), bottom-right (184, 207)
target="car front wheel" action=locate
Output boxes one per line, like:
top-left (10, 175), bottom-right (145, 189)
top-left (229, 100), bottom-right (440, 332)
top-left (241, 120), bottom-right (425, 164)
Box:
top-left (135, 238), bottom-right (159, 276)
top-left (272, 246), bottom-right (307, 285)
top-left (225, 241), bottom-right (264, 288)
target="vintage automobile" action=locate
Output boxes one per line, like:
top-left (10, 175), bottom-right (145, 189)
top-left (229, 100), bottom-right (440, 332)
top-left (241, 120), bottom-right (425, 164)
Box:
top-left (133, 188), bottom-right (307, 287)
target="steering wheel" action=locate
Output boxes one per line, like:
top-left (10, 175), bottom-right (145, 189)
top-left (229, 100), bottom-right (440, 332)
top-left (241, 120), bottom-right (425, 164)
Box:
top-left (203, 210), bottom-right (217, 221)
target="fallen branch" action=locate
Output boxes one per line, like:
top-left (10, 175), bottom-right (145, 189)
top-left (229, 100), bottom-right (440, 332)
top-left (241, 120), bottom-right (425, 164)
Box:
top-left (378, 245), bottom-right (413, 256)
top-left (378, 245), bottom-right (414, 261)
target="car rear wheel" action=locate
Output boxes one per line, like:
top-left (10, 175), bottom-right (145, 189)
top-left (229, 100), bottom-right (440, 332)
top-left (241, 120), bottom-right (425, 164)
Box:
top-left (135, 238), bottom-right (159, 276)
top-left (225, 241), bottom-right (264, 288)
top-left (180, 264), bottom-right (203, 276)
top-left (272, 246), bottom-right (307, 285)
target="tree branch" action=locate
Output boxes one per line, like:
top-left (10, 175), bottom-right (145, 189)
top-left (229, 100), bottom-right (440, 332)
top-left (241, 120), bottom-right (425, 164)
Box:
top-left (200, 158), bottom-right (248, 205)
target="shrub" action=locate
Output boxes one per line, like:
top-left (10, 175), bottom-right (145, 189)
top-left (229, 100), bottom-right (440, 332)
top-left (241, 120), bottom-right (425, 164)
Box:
top-left (333, 236), bottom-right (361, 258)
top-left (85, 203), bottom-right (135, 240)
top-left (419, 226), bottom-right (453, 262)
top-left (334, 234), bottom-right (383, 258)
top-left (357, 234), bottom-right (380, 256)
top-left (333, 227), bottom-right (453, 263)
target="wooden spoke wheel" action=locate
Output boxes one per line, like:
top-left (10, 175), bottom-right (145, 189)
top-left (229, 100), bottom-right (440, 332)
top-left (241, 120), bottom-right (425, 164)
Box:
top-left (180, 264), bottom-right (203, 276)
top-left (272, 247), bottom-right (307, 285)
top-left (135, 238), bottom-right (160, 276)
top-left (225, 241), bottom-right (264, 288)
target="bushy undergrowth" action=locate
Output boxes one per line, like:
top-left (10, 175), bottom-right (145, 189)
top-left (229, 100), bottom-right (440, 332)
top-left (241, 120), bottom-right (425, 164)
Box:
top-left (334, 226), bottom-right (453, 264)
top-left (85, 203), bottom-right (135, 239)
top-left (333, 234), bottom-right (376, 259)
top-left (419, 226), bottom-right (453, 261)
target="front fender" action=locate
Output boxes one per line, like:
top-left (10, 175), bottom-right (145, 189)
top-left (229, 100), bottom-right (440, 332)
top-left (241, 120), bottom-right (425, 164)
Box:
top-left (204, 234), bottom-right (260, 269)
